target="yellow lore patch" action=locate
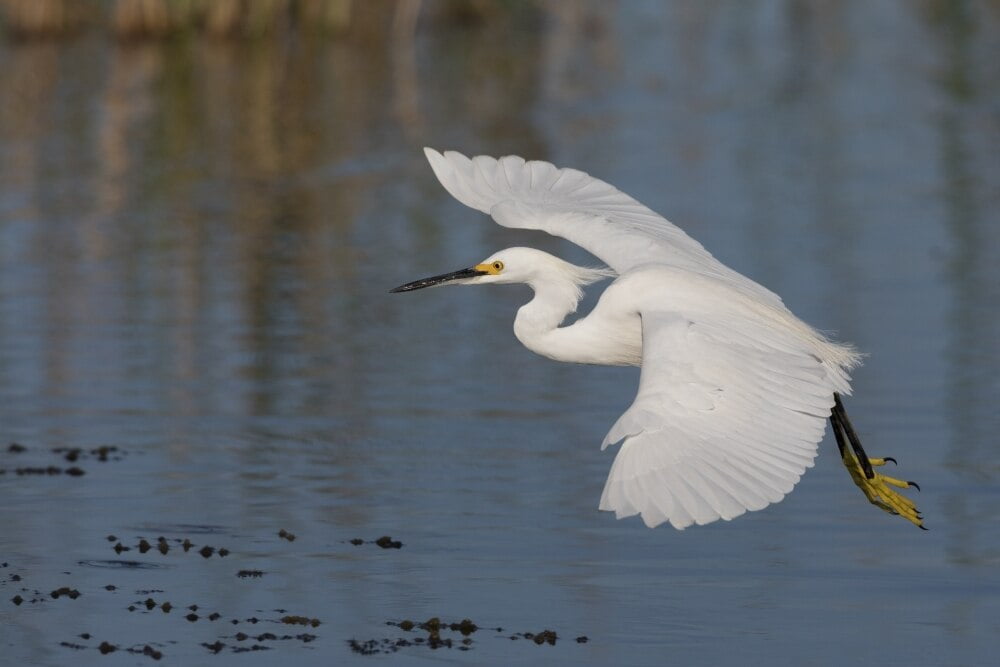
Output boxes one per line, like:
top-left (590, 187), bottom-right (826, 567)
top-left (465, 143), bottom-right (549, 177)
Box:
top-left (475, 261), bottom-right (504, 275)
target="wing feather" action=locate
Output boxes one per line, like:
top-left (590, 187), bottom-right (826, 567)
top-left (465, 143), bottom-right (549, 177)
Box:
top-left (424, 148), bottom-right (785, 307)
top-left (598, 312), bottom-right (836, 529)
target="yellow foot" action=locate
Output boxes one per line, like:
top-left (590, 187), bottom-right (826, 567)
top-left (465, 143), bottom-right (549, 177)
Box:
top-left (842, 450), bottom-right (925, 529)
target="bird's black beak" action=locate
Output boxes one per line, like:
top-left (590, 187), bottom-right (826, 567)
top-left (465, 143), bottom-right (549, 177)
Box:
top-left (389, 267), bottom-right (487, 293)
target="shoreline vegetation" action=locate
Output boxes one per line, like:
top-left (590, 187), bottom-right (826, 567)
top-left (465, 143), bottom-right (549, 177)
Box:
top-left (0, 0), bottom-right (530, 41)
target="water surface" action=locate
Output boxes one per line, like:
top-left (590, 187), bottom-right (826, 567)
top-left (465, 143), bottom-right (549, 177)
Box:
top-left (1, 2), bottom-right (998, 665)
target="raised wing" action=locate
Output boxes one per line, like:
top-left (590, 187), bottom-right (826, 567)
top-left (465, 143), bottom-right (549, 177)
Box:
top-left (424, 148), bottom-right (783, 307)
top-left (598, 311), bottom-right (840, 529)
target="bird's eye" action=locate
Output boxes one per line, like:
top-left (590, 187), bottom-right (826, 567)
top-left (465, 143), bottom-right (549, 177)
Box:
top-left (492, 261), bottom-right (504, 272)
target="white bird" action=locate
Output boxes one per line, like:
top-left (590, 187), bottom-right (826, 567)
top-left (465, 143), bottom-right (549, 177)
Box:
top-left (392, 148), bottom-right (923, 530)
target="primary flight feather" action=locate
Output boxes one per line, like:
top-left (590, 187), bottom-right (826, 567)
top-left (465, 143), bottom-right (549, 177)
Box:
top-left (391, 148), bottom-right (923, 530)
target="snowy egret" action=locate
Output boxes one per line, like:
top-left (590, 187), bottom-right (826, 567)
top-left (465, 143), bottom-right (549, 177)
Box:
top-left (392, 149), bottom-right (923, 530)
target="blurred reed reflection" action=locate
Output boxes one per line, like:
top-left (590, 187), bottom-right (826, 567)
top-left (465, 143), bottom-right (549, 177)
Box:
top-left (924, 0), bottom-right (1000, 567)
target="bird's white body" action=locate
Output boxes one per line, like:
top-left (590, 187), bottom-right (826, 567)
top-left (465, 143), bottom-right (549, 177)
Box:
top-left (399, 149), bottom-right (865, 530)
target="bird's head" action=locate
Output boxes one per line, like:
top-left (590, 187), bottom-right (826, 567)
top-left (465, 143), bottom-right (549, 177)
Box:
top-left (389, 247), bottom-right (550, 292)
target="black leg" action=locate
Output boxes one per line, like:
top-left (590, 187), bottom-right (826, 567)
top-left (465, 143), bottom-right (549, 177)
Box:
top-left (832, 392), bottom-right (874, 479)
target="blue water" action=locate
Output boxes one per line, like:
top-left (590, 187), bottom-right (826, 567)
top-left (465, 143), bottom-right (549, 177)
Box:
top-left (1, 2), bottom-right (998, 665)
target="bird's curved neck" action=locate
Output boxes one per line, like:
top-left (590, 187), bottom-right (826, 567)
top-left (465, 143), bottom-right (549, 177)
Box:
top-left (513, 276), bottom-right (584, 362)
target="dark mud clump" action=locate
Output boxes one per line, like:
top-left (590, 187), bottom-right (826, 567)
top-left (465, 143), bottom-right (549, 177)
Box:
top-left (115, 534), bottom-right (227, 559)
top-left (2, 443), bottom-right (128, 478)
top-left (74, 640), bottom-right (162, 660)
top-left (281, 615), bottom-right (321, 627)
top-left (129, 645), bottom-right (163, 660)
top-left (12, 466), bottom-right (84, 476)
top-left (349, 536), bottom-right (404, 549)
top-left (50, 587), bottom-right (81, 600)
top-left (204, 631), bottom-right (316, 655)
top-left (53, 445), bottom-right (123, 463)
top-left (531, 629), bottom-right (558, 645)
top-left (359, 618), bottom-right (586, 655)
top-left (35, 528), bottom-right (325, 660)
top-left (358, 617), bottom-right (480, 654)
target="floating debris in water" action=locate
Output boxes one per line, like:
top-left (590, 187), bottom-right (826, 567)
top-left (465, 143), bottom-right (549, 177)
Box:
top-left (232, 644), bottom-right (271, 654)
top-left (12, 466), bottom-right (84, 476)
top-left (7, 443), bottom-right (26, 453)
top-left (362, 617), bottom-right (585, 654)
top-left (237, 570), bottom-right (264, 578)
top-left (349, 536), bottom-right (404, 549)
top-left (531, 630), bottom-right (557, 645)
top-left (278, 529), bottom-right (296, 542)
top-left (98, 641), bottom-right (117, 655)
top-left (129, 644), bottom-right (163, 660)
top-left (199, 546), bottom-right (215, 558)
top-left (11, 595), bottom-right (23, 605)
top-left (281, 615), bottom-right (321, 627)
top-left (50, 587), bottom-right (81, 600)
top-left (203, 641), bottom-right (225, 654)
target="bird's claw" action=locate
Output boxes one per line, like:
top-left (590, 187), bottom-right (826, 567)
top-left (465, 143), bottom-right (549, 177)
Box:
top-left (869, 457), bottom-right (896, 466)
top-left (841, 448), bottom-right (924, 529)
